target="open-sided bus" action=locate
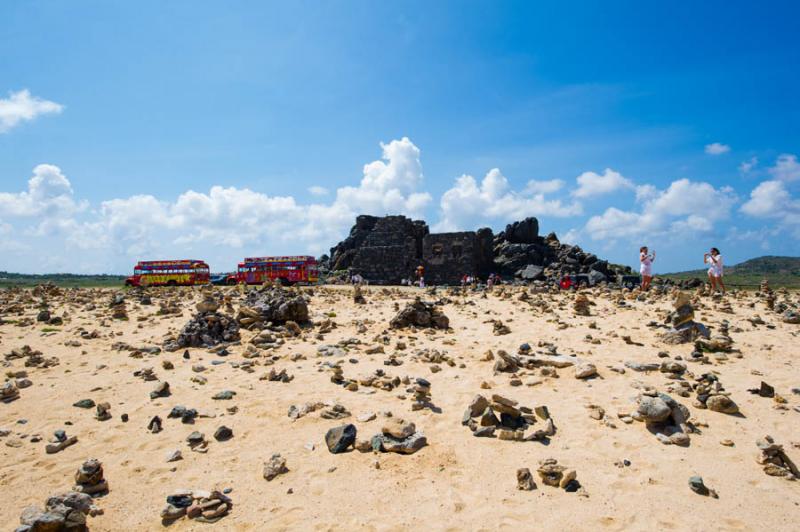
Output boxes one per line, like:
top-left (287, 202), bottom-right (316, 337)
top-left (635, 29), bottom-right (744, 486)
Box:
top-left (228, 256), bottom-right (318, 286)
top-left (125, 260), bottom-right (210, 287)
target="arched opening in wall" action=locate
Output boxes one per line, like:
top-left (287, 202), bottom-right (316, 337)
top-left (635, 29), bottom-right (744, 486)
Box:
top-left (432, 243), bottom-right (444, 257)
top-left (451, 244), bottom-right (463, 259)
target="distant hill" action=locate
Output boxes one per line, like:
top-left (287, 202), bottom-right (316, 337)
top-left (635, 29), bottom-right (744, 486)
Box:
top-left (0, 272), bottom-right (126, 288)
top-left (660, 256), bottom-right (800, 288)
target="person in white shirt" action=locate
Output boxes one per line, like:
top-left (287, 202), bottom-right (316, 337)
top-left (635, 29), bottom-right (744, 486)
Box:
top-left (639, 246), bottom-right (655, 290)
top-left (704, 247), bottom-right (725, 294)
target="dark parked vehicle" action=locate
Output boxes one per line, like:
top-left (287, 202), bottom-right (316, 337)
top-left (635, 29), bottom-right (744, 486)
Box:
top-left (210, 274), bottom-right (231, 286)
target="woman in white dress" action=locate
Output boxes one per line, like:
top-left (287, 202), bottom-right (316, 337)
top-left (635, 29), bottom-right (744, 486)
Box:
top-left (639, 246), bottom-right (655, 290)
top-left (704, 247), bottom-right (725, 294)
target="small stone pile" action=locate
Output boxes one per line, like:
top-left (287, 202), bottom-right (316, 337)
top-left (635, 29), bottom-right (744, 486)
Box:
top-left (73, 459), bottom-right (108, 495)
top-left (6, 345), bottom-right (59, 368)
top-left (573, 293), bottom-right (590, 316)
top-left (2, 380), bottom-right (20, 403)
top-left (160, 489), bottom-right (233, 523)
top-left (261, 368), bottom-right (293, 382)
top-left (15, 491), bottom-right (95, 531)
top-left (358, 369), bottom-right (402, 392)
top-left (167, 310), bottom-right (240, 350)
top-left (389, 298), bottom-right (449, 329)
top-left (537, 458), bottom-right (579, 491)
top-left (633, 391), bottom-right (692, 446)
top-left (661, 292), bottom-right (709, 344)
top-left (370, 418), bottom-right (427, 454)
top-left (95, 402), bottom-right (112, 421)
top-left (760, 279), bottom-right (776, 310)
top-left (46, 429), bottom-right (78, 454)
top-left (109, 293), bottom-right (128, 320)
top-left (237, 287), bottom-right (310, 329)
top-left (492, 320), bottom-right (511, 335)
top-left (756, 436), bottom-right (799, 479)
top-left (353, 284), bottom-right (366, 304)
top-left (692, 373), bottom-right (739, 414)
top-left (462, 394), bottom-right (555, 441)
top-left (409, 377), bottom-right (432, 411)
top-left (695, 320), bottom-right (734, 353)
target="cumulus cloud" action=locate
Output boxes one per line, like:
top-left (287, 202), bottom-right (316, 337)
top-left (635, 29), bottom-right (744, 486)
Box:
top-left (769, 153), bottom-right (800, 182)
top-left (435, 168), bottom-right (582, 232)
top-left (704, 142), bottom-right (730, 155)
top-left (0, 89), bottom-right (63, 133)
top-left (740, 180), bottom-right (790, 218)
top-left (0, 164), bottom-right (86, 218)
top-left (333, 137), bottom-right (431, 218)
top-left (308, 185), bottom-right (329, 196)
top-left (572, 169), bottom-right (633, 198)
top-left (584, 178), bottom-right (737, 241)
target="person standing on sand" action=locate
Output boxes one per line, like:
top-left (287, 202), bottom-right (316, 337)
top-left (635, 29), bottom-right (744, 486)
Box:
top-left (704, 247), bottom-right (725, 294)
top-left (639, 246), bottom-right (655, 290)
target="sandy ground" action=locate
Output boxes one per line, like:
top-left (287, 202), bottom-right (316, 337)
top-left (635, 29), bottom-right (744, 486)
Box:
top-left (1, 284), bottom-right (799, 531)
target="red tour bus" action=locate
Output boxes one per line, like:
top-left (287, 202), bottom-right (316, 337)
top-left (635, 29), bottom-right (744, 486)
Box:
top-left (228, 256), bottom-right (319, 285)
top-left (125, 260), bottom-right (211, 287)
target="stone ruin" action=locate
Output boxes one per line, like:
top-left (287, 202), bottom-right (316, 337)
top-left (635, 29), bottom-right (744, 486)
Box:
top-left (325, 214), bottom-right (631, 285)
top-left (422, 230), bottom-right (493, 285)
top-left (328, 215), bottom-right (428, 284)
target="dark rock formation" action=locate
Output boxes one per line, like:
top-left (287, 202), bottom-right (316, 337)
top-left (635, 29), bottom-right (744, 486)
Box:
top-left (327, 215), bottom-right (630, 285)
top-left (328, 215), bottom-right (428, 284)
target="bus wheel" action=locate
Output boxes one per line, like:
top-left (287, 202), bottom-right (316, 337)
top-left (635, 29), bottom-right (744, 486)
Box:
top-left (277, 278), bottom-right (289, 287)
top-left (167, 280), bottom-right (177, 287)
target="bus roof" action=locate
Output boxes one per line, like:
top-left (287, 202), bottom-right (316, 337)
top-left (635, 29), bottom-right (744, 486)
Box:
top-left (241, 256), bottom-right (315, 264)
top-left (136, 260), bottom-right (207, 266)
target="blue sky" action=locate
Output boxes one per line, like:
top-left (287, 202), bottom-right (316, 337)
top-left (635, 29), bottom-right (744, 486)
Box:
top-left (1, 1), bottom-right (798, 274)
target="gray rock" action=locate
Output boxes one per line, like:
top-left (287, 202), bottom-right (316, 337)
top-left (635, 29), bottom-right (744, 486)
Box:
top-left (637, 396), bottom-right (671, 423)
top-left (325, 424), bottom-right (357, 454)
top-left (263, 453), bottom-right (289, 481)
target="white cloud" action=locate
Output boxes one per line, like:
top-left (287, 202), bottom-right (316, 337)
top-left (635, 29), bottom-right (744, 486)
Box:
top-left (435, 168), bottom-right (582, 232)
top-left (572, 168), bottom-right (633, 198)
top-left (0, 90), bottom-right (63, 133)
top-left (333, 137), bottom-right (431, 218)
top-left (769, 153), bottom-right (800, 182)
top-left (524, 178), bottom-right (564, 195)
top-left (0, 164), bottom-right (86, 218)
top-left (584, 178), bottom-right (737, 241)
top-left (739, 156), bottom-right (758, 174)
top-left (704, 142), bottom-right (730, 155)
top-left (740, 180), bottom-right (790, 218)
top-left (308, 185), bottom-right (329, 196)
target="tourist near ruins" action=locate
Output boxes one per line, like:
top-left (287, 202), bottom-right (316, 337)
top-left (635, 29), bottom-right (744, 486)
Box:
top-left (1, 212), bottom-right (799, 530)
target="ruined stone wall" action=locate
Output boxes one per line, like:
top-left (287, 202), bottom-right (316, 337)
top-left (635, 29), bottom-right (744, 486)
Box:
top-left (333, 215), bottom-right (428, 284)
top-left (422, 231), bottom-right (493, 285)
